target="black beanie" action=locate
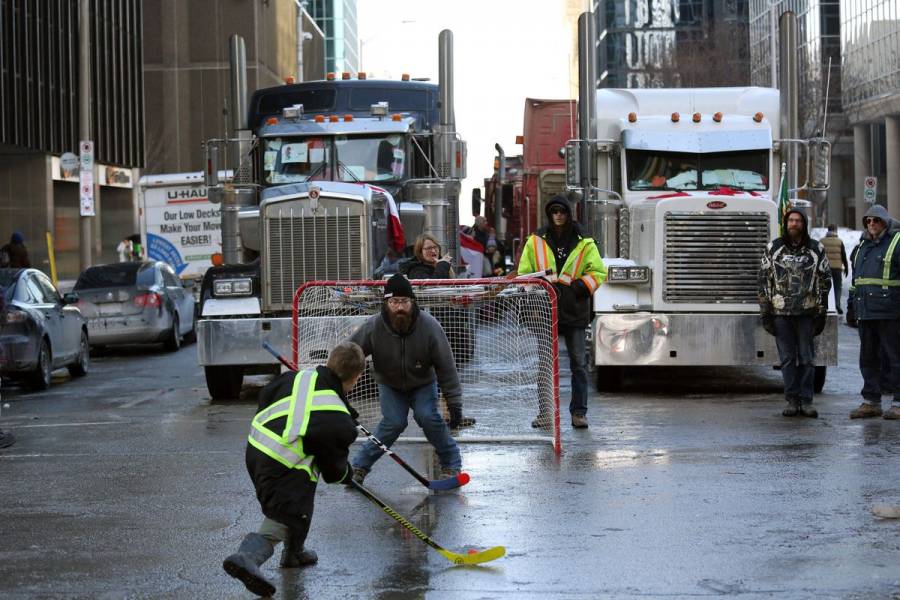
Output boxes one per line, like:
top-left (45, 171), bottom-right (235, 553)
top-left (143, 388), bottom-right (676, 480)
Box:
top-left (384, 273), bottom-right (415, 300)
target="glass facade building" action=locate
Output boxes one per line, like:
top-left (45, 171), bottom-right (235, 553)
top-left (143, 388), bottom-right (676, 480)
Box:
top-left (594, 0), bottom-right (750, 88)
top-left (309, 0), bottom-right (359, 75)
top-left (841, 0), bottom-right (899, 110)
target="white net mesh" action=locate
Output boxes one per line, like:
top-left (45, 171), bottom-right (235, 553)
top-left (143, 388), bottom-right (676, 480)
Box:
top-left (292, 279), bottom-right (560, 451)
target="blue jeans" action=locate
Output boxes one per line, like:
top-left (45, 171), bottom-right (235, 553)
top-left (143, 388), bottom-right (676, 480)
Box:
top-left (559, 324), bottom-right (588, 416)
top-left (858, 318), bottom-right (900, 404)
top-left (352, 380), bottom-right (462, 471)
top-left (774, 315), bottom-right (815, 404)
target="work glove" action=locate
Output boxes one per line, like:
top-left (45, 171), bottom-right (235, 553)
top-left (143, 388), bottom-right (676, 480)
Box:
top-left (761, 313), bottom-right (776, 336)
top-left (812, 310), bottom-right (827, 337)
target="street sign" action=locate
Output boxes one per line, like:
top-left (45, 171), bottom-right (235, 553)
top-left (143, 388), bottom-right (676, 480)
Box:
top-left (864, 176), bottom-right (877, 204)
top-left (79, 140), bottom-right (95, 216)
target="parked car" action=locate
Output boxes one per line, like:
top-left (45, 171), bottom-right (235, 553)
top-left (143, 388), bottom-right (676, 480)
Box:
top-left (0, 268), bottom-right (89, 389)
top-left (74, 261), bottom-right (195, 351)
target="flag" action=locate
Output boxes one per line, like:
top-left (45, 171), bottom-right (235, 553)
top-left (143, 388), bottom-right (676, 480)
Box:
top-left (368, 184), bottom-right (405, 253)
top-left (459, 229), bottom-right (486, 277)
top-left (777, 162), bottom-right (791, 231)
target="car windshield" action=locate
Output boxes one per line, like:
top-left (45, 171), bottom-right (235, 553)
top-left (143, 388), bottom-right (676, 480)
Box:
top-left (262, 134), bottom-right (405, 185)
top-left (626, 149), bottom-right (768, 191)
top-left (74, 263), bottom-right (156, 289)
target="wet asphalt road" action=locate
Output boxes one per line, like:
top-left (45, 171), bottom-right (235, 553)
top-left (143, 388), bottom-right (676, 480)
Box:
top-left (1, 325), bottom-right (899, 600)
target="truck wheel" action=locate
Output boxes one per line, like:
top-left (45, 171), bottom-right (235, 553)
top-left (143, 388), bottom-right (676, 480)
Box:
top-left (595, 366), bottom-right (624, 392)
top-left (205, 365), bottom-right (244, 400)
top-left (814, 366), bottom-right (826, 394)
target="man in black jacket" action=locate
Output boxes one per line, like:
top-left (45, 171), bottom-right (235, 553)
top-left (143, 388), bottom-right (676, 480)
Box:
top-left (758, 209), bottom-right (832, 418)
top-left (222, 342), bottom-right (364, 597)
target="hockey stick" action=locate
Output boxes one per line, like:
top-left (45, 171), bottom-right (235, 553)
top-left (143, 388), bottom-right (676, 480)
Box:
top-left (355, 421), bottom-right (470, 491)
top-left (262, 341), bottom-right (470, 491)
top-left (349, 479), bottom-right (505, 565)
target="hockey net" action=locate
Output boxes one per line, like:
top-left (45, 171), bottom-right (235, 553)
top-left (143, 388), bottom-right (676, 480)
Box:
top-left (291, 279), bottom-right (560, 453)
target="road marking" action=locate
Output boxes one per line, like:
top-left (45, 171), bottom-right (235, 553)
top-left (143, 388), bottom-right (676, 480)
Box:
top-left (10, 421), bottom-right (124, 429)
top-left (0, 450), bottom-right (234, 459)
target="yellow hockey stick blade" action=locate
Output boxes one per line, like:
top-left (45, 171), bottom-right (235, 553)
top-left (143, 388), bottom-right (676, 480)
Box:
top-left (438, 545), bottom-right (506, 565)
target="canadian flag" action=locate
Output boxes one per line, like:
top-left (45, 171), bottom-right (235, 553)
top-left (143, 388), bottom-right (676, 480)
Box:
top-left (368, 185), bottom-right (406, 252)
top-left (459, 229), bottom-right (486, 277)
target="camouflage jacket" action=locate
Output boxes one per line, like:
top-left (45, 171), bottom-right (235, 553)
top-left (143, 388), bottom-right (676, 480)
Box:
top-left (758, 237), bottom-right (832, 316)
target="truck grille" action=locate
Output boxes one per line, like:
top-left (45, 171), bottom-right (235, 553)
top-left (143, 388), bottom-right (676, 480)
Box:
top-left (663, 212), bottom-right (769, 304)
top-left (265, 206), bottom-right (364, 309)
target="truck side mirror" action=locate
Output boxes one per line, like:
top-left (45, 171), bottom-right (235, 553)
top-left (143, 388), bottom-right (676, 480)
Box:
top-left (565, 140), bottom-right (581, 188)
top-left (808, 137), bottom-right (831, 191)
top-left (471, 188), bottom-right (482, 217)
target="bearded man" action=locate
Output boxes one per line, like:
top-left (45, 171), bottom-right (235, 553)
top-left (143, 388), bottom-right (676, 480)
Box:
top-left (348, 273), bottom-right (464, 483)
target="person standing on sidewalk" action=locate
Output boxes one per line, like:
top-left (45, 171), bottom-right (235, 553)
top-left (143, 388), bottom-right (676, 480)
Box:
top-left (820, 224), bottom-right (849, 314)
top-left (848, 205), bottom-right (900, 420)
top-left (515, 195), bottom-right (607, 429)
top-left (759, 209), bottom-right (832, 418)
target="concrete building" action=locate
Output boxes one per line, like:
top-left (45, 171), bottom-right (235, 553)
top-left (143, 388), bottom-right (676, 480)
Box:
top-left (593, 0), bottom-right (751, 88)
top-left (308, 0), bottom-right (358, 75)
top-left (0, 0), bottom-right (144, 279)
top-left (142, 0), bottom-right (324, 175)
top-left (841, 0), bottom-right (900, 221)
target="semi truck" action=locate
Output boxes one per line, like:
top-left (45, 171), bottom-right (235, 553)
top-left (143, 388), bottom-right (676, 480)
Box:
top-left (564, 11), bottom-right (837, 391)
top-left (196, 31), bottom-right (467, 400)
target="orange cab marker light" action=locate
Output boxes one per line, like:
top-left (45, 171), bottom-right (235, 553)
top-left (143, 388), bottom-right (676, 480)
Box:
top-left (713, 112), bottom-right (723, 123)
top-left (692, 112), bottom-right (701, 123)
top-left (401, 73), bottom-right (410, 81)
top-left (314, 115), bottom-right (325, 123)
top-left (358, 72), bottom-right (367, 80)
top-left (329, 115), bottom-right (339, 123)
top-left (754, 112), bottom-right (764, 122)
top-left (211, 253), bottom-right (224, 267)
top-left (266, 117), bottom-right (278, 125)
top-left (342, 72), bottom-right (350, 80)
top-left (326, 72), bottom-right (335, 81)
top-left (344, 114), bottom-right (353, 122)
top-left (671, 112), bottom-right (680, 122)
top-left (628, 112), bottom-right (637, 123)
top-left (391, 114), bottom-right (402, 122)
top-left (284, 75), bottom-right (295, 85)
top-left (515, 135), bottom-right (524, 144)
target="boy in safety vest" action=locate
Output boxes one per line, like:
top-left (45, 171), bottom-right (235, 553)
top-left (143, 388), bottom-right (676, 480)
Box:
top-left (222, 342), bottom-right (365, 597)
top-left (516, 195), bottom-right (607, 429)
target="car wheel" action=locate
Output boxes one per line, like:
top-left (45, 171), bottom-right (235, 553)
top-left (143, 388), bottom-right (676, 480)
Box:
top-left (68, 331), bottom-right (90, 377)
top-left (164, 314), bottom-right (182, 352)
top-left (30, 339), bottom-right (52, 390)
top-left (205, 365), bottom-right (244, 400)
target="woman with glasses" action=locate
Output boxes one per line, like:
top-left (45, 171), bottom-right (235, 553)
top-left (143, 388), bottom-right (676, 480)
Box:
top-left (400, 234), bottom-right (455, 279)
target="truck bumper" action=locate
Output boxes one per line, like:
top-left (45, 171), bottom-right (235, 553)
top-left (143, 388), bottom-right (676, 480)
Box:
top-left (592, 312), bottom-right (838, 367)
top-left (196, 316), bottom-right (293, 366)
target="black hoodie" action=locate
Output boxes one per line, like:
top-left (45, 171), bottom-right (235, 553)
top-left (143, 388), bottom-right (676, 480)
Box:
top-left (758, 209), bottom-right (832, 316)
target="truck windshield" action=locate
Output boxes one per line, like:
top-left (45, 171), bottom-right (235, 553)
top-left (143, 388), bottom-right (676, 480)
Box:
top-left (262, 134), bottom-right (405, 185)
top-left (263, 137), bottom-right (331, 184)
top-left (626, 149), bottom-right (768, 192)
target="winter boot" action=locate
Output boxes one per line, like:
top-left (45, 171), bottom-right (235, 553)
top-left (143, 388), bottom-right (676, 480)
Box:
top-left (782, 397), bottom-right (800, 417)
top-left (223, 533), bottom-right (276, 597)
top-left (799, 402), bottom-right (818, 418)
top-left (352, 466), bottom-right (369, 484)
top-left (850, 402), bottom-right (882, 419)
top-left (883, 405), bottom-right (900, 420)
top-left (280, 536), bottom-right (318, 568)
top-left (571, 414), bottom-right (589, 429)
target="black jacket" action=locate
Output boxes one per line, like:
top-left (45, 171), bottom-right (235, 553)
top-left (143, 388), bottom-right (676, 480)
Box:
top-left (245, 365), bottom-right (358, 528)
top-left (399, 257), bottom-right (452, 279)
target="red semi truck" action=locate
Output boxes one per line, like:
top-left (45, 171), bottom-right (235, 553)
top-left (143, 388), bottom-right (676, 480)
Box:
top-left (477, 98), bottom-right (577, 261)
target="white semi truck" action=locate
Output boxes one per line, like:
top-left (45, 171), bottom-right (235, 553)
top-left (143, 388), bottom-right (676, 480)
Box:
top-left (566, 12), bottom-right (837, 391)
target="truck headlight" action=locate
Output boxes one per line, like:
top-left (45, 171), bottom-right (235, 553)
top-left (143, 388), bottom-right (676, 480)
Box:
top-left (607, 266), bottom-right (650, 285)
top-left (214, 278), bottom-right (253, 297)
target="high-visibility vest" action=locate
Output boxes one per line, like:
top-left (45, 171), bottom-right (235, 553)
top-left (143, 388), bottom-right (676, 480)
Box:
top-left (854, 232), bottom-right (900, 289)
top-left (247, 370), bottom-right (350, 481)
top-left (519, 234), bottom-right (606, 293)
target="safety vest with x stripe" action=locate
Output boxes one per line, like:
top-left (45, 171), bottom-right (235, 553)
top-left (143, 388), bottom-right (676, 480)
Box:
top-left (247, 370), bottom-right (350, 481)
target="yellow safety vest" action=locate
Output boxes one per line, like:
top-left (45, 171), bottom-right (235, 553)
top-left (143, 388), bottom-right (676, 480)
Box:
top-left (518, 234), bottom-right (606, 293)
top-left (247, 370), bottom-right (350, 481)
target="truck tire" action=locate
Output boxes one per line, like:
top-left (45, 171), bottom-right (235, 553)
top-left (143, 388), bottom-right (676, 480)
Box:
top-left (205, 365), bottom-right (244, 400)
top-left (814, 366), bottom-right (826, 394)
top-left (595, 366), bottom-right (624, 392)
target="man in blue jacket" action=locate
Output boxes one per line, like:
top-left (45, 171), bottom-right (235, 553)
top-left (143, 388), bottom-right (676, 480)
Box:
top-left (849, 204), bottom-right (900, 419)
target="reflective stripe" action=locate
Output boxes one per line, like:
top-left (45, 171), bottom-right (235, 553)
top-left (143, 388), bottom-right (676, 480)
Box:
top-left (883, 233), bottom-right (900, 282)
top-left (855, 278), bottom-right (900, 287)
top-left (248, 426), bottom-right (315, 472)
top-left (284, 370), bottom-right (316, 443)
top-left (855, 232), bottom-right (900, 290)
top-left (580, 273), bottom-right (599, 292)
top-left (533, 236), bottom-right (549, 273)
top-left (254, 398), bottom-right (291, 424)
top-left (563, 246), bottom-right (587, 282)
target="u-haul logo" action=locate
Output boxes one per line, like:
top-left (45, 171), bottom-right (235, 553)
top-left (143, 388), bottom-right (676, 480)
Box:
top-left (706, 201), bottom-right (727, 209)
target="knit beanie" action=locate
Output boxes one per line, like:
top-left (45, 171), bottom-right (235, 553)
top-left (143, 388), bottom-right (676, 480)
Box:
top-left (384, 273), bottom-right (415, 300)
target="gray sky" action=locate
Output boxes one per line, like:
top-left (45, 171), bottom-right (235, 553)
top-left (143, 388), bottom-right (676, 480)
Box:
top-left (357, 0), bottom-right (572, 224)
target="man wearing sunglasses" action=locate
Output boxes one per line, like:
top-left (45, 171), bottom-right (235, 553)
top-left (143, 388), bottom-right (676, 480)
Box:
top-left (516, 195), bottom-right (607, 429)
top-left (849, 204), bottom-right (900, 419)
